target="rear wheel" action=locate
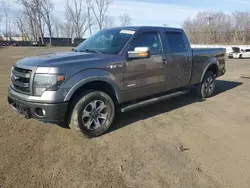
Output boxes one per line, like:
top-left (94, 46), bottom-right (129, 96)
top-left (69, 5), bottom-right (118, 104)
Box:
top-left (196, 71), bottom-right (216, 98)
top-left (69, 90), bottom-right (115, 137)
top-left (239, 54), bottom-right (243, 59)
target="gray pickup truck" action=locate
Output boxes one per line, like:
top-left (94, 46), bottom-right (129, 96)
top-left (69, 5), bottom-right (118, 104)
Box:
top-left (8, 26), bottom-right (226, 137)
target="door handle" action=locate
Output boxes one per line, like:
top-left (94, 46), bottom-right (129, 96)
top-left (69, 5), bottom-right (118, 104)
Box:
top-left (162, 58), bottom-right (168, 65)
top-left (186, 57), bottom-right (191, 62)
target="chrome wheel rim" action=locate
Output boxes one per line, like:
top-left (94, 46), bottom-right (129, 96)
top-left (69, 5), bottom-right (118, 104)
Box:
top-left (82, 100), bottom-right (108, 130)
top-left (204, 76), bottom-right (214, 95)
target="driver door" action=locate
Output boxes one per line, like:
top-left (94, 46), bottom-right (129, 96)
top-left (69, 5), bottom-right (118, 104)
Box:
top-left (122, 31), bottom-right (168, 101)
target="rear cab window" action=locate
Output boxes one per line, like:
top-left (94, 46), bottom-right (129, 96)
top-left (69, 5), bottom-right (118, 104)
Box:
top-left (164, 32), bottom-right (187, 53)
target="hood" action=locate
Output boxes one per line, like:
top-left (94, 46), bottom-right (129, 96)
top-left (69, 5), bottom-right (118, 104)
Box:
top-left (232, 47), bottom-right (240, 53)
top-left (15, 51), bottom-right (105, 67)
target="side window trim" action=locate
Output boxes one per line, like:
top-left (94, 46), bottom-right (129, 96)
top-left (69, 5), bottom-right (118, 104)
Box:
top-left (157, 32), bottom-right (164, 55)
top-left (164, 31), bottom-right (187, 54)
top-left (129, 31), bottom-right (164, 55)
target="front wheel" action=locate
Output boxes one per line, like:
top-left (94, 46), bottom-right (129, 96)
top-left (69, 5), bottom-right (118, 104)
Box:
top-left (69, 90), bottom-right (115, 137)
top-left (196, 71), bottom-right (216, 98)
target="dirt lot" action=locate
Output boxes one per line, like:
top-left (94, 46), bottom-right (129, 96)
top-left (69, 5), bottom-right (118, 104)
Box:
top-left (0, 47), bottom-right (250, 188)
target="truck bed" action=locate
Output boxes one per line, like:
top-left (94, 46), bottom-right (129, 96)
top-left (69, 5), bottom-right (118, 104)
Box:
top-left (192, 48), bottom-right (226, 56)
top-left (190, 48), bottom-right (226, 85)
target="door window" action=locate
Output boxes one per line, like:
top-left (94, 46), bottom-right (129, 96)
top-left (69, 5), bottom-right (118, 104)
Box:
top-left (129, 32), bottom-right (163, 55)
top-left (165, 32), bottom-right (187, 53)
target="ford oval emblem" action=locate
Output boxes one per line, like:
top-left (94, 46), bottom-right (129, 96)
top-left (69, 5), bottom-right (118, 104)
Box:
top-left (13, 74), bottom-right (19, 81)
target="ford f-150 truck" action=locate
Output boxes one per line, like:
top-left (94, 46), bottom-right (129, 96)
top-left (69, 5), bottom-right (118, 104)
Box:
top-left (8, 26), bottom-right (226, 137)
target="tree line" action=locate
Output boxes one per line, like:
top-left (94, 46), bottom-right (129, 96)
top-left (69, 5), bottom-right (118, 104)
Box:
top-left (183, 11), bottom-right (250, 45)
top-left (2, 1), bottom-right (250, 45)
top-left (0, 0), bottom-right (132, 45)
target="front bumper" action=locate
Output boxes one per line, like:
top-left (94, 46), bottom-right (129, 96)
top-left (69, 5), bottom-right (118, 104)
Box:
top-left (8, 92), bottom-right (68, 123)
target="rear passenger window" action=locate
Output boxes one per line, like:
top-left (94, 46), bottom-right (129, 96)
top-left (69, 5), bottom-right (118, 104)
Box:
top-left (165, 32), bottom-right (187, 53)
top-left (129, 32), bottom-right (163, 55)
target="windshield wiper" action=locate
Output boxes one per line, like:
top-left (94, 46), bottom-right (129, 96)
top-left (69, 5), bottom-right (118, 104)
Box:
top-left (80, 49), bottom-right (103, 54)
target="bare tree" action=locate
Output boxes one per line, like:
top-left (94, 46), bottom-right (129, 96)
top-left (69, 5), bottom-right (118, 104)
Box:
top-left (0, 13), bottom-right (3, 30)
top-left (2, 0), bottom-right (10, 40)
top-left (15, 12), bottom-right (31, 41)
top-left (64, 21), bottom-right (74, 38)
top-left (183, 11), bottom-right (250, 45)
top-left (17, 0), bottom-right (46, 44)
top-left (53, 18), bottom-right (72, 38)
top-left (88, 0), bottom-right (111, 30)
top-left (66, 0), bottom-right (91, 38)
top-left (61, 9), bottom-right (74, 38)
top-left (41, 0), bottom-right (54, 45)
top-left (231, 11), bottom-right (250, 44)
top-left (103, 15), bottom-right (115, 28)
top-left (119, 13), bottom-right (132, 26)
top-left (86, 0), bottom-right (92, 35)
top-left (53, 18), bottom-right (62, 38)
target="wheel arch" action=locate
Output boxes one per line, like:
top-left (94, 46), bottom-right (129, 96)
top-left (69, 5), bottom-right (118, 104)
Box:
top-left (64, 69), bottom-right (122, 104)
top-left (67, 79), bottom-right (120, 105)
top-left (200, 62), bottom-right (219, 82)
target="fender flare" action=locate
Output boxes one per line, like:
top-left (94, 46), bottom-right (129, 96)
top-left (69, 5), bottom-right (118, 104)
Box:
top-left (63, 69), bottom-right (122, 103)
top-left (200, 61), bottom-right (219, 82)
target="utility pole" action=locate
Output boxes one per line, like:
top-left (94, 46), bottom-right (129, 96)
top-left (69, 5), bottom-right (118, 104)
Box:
top-left (205, 16), bottom-right (213, 44)
top-left (206, 16), bottom-right (213, 25)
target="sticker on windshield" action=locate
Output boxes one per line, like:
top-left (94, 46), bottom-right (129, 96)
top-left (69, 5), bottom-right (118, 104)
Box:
top-left (120, 30), bottom-right (135, 35)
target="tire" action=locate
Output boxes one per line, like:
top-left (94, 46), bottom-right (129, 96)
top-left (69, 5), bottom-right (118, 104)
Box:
top-left (69, 90), bottom-right (115, 137)
top-left (196, 71), bottom-right (216, 98)
top-left (239, 54), bottom-right (243, 59)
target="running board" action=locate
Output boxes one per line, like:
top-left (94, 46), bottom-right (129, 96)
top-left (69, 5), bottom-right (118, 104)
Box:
top-left (120, 90), bottom-right (190, 113)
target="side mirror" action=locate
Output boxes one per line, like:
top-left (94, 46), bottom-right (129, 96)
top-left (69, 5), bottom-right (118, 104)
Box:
top-left (128, 47), bottom-right (150, 59)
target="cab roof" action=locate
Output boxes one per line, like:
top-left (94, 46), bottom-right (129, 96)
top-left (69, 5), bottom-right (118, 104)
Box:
top-left (107, 26), bottom-right (184, 32)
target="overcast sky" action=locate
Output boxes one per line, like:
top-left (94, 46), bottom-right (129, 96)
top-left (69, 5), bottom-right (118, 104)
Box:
top-left (1, 0), bottom-right (250, 36)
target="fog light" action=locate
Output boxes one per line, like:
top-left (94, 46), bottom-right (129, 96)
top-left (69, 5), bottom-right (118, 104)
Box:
top-left (35, 108), bottom-right (46, 117)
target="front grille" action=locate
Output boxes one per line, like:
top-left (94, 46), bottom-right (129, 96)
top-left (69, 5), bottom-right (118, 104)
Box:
top-left (14, 67), bottom-right (31, 74)
top-left (12, 67), bottom-right (32, 94)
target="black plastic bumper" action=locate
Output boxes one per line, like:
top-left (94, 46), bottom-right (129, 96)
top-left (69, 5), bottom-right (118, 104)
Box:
top-left (8, 95), bottom-right (68, 123)
top-left (218, 67), bottom-right (226, 77)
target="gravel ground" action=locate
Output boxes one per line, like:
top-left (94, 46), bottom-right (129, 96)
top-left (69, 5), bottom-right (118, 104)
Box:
top-left (0, 47), bottom-right (250, 188)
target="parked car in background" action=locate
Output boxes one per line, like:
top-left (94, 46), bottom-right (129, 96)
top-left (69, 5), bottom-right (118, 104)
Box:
top-left (31, 42), bottom-right (38, 46)
top-left (228, 47), bottom-right (250, 59)
top-left (238, 49), bottom-right (250, 59)
top-left (228, 47), bottom-right (241, 58)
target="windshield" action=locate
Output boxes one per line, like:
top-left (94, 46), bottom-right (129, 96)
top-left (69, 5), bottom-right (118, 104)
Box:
top-left (75, 29), bottom-right (135, 55)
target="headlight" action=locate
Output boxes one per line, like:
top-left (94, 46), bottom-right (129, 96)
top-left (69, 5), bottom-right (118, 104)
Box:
top-left (34, 74), bottom-right (65, 96)
top-left (10, 66), bottom-right (14, 80)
